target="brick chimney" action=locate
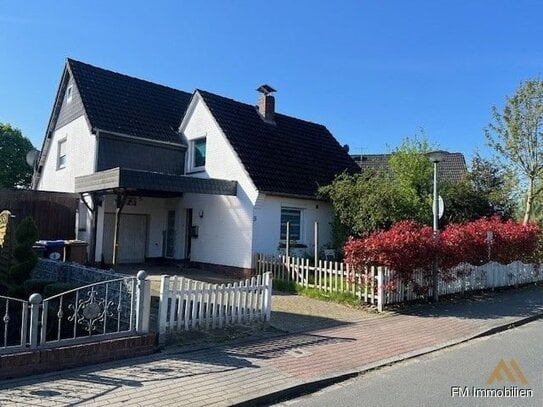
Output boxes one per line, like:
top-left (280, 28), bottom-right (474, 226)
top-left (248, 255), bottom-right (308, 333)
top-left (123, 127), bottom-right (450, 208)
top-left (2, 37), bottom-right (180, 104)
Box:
top-left (257, 84), bottom-right (276, 122)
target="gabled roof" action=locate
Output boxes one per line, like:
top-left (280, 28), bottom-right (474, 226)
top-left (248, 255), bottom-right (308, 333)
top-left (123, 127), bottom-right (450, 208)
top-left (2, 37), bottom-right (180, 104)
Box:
top-left (67, 58), bottom-right (192, 143)
top-left (198, 90), bottom-right (360, 198)
top-left (351, 152), bottom-right (468, 183)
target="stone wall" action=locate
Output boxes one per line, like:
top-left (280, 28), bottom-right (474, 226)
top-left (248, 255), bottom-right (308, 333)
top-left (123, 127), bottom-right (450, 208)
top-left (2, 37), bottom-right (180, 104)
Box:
top-left (32, 259), bottom-right (126, 285)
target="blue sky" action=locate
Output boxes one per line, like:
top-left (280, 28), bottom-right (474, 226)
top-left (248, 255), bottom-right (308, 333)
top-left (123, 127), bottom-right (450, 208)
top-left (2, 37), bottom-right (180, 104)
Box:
top-left (1, 1), bottom-right (542, 162)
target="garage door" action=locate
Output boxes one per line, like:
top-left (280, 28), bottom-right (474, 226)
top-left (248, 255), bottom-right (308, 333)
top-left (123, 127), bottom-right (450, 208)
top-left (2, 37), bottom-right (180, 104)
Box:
top-left (103, 214), bottom-right (148, 263)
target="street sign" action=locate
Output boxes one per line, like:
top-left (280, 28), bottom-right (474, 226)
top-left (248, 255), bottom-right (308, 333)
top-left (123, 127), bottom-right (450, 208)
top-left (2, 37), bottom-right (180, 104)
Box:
top-left (433, 195), bottom-right (444, 219)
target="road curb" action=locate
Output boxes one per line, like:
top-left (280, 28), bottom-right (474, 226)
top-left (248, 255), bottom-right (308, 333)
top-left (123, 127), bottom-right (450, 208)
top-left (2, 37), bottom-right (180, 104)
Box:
top-left (233, 311), bottom-right (543, 406)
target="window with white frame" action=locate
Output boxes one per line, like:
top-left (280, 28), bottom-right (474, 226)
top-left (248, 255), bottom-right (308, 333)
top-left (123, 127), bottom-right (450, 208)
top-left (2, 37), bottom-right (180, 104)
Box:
top-left (280, 207), bottom-right (302, 241)
top-left (57, 139), bottom-right (67, 169)
top-left (190, 138), bottom-right (206, 170)
top-left (66, 85), bottom-right (73, 103)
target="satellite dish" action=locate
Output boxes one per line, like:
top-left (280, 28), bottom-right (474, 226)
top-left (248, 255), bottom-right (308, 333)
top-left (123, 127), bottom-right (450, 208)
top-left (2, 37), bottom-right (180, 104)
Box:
top-left (26, 149), bottom-right (40, 167)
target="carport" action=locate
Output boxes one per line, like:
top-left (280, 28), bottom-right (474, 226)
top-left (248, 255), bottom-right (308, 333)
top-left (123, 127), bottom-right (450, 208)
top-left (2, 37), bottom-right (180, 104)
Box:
top-left (75, 167), bottom-right (237, 266)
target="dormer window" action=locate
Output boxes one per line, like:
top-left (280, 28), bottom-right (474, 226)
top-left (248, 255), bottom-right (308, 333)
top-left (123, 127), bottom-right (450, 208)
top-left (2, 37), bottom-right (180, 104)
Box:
top-left (189, 137), bottom-right (206, 171)
top-left (66, 85), bottom-right (73, 104)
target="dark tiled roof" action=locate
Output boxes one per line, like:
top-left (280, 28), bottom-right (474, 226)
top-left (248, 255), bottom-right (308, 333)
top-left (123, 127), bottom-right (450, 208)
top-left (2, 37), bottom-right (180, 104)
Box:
top-left (67, 59), bottom-right (192, 144)
top-left (352, 152), bottom-right (468, 183)
top-left (198, 90), bottom-right (360, 198)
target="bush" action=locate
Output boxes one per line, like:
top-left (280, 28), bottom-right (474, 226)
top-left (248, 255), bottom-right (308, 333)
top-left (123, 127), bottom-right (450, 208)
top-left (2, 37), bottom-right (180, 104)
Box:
top-left (23, 279), bottom-right (55, 296)
top-left (43, 282), bottom-right (80, 298)
top-left (8, 217), bottom-right (38, 287)
top-left (344, 216), bottom-right (540, 287)
top-left (344, 220), bottom-right (434, 279)
top-left (7, 284), bottom-right (26, 299)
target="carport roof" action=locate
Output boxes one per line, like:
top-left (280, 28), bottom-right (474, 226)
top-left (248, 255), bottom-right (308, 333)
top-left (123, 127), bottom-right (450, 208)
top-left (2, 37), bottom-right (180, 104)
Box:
top-left (74, 167), bottom-right (237, 197)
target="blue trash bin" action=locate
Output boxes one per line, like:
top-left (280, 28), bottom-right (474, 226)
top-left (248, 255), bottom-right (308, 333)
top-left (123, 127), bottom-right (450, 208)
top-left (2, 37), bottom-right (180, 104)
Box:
top-left (42, 240), bottom-right (65, 261)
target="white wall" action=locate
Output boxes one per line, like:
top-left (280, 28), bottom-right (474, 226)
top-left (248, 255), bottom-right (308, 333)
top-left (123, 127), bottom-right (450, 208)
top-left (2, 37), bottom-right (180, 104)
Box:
top-left (252, 194), bottom-right (334, 259)
top-left (37, 115), bottom-right (96, 192)
top-left (180, 95), bottom-right (258, 269)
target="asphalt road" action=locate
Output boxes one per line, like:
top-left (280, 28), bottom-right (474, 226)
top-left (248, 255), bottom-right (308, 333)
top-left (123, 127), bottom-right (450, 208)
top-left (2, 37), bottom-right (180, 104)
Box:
top-left (279, 319), bottom-right (543, 407)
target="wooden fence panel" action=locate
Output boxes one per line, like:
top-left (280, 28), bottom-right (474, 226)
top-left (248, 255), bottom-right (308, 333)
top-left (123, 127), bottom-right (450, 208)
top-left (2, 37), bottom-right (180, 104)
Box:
top-left (0, 189), bottom-right (78, 240)
top-left (158, 272), bottom-right (273, 335)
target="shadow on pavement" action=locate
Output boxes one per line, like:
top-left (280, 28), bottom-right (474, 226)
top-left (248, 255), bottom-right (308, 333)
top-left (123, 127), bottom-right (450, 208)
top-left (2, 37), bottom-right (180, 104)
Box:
top-left (392, 285), bottom-right (543, 320)
top-left (0, 311), bottom-right (356, 406)
top-left (271, 310), bottom-right (354, 333)
top-left (0, 347), bottom-right (257, 406)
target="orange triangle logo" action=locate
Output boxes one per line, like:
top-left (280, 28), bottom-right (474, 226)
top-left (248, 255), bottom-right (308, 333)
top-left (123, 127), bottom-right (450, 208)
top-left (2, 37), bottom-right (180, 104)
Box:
top-left (486, 359), bottom-right (528, 385)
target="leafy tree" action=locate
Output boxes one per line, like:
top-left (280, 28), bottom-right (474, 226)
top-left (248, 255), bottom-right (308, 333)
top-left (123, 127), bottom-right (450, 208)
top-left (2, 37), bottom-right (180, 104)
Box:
top-left (388, 136), bottom-right (434, 225)
top-left (320, 170), bottom-right (398, 238)
top-left (485, 79), bottom-right (543, 224)
top-left (440, 180), bottom-right (492, 224)
top-left (0, 123), bottom-right (34, 188)
top-left (320, 135), bottom-right (436, 247)
top-left (322, 136), bottom-right (513, 248)
top-left (468, 152), bottom-right (518, 219)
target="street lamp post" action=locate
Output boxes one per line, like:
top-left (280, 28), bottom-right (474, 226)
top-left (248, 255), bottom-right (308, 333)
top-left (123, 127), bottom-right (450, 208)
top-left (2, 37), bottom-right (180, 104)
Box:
top-left (428, 150), bottom-right (447, 302)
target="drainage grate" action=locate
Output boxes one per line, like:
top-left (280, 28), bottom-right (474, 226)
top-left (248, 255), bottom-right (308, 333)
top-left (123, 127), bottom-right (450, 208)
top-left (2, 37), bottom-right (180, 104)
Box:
top-left (30, 390), bottom-right (62, 397)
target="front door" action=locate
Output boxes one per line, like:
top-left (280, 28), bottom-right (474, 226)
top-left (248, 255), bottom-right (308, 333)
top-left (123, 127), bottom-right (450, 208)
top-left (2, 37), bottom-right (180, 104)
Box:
top-left (165, 210), bottom-right (176, 258)
top-left (185, 208), bottom-right (193, 259)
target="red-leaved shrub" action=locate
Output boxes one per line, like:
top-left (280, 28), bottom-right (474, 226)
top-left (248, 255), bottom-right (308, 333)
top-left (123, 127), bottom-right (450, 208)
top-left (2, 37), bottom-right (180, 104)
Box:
top-left (344, 216), bottom-right (540, 285)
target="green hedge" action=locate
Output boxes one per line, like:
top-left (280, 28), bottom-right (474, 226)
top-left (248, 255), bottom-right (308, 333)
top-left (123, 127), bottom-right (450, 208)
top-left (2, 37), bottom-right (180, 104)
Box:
top-left (43, 282), bottom-right (80, 298)
top-left (23, 279), bottom-right (55, 296)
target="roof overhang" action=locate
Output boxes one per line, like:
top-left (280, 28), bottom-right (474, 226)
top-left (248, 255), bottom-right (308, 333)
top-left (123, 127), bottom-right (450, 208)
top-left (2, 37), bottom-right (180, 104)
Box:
top-left (75, 168), bottom-right (237, 197)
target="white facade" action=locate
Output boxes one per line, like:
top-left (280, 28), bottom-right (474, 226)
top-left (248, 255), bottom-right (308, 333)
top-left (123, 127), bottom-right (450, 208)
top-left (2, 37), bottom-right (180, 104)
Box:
top-left (179, 94), bottom-right (258, 269)
top-left (38, 89), bottom-right (334, 270)
top-left (37, 115), bottom-right (96, 192)
top-left (252, 194), bottom-right (334, 259)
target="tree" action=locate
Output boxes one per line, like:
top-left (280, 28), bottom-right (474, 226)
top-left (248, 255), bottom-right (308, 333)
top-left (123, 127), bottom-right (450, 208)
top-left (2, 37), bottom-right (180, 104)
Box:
top-left (320, 135), bottom-right (436, 246)
top-left (485, 79), bottom-right (543, 224)
top-left (388, 136), bottom-right (434, 225)
top-left (440, 180), bottom-right (492, 224)
top-left (468, 152), bottom-right (518, 219)
top-left (322, 136), bottom-right (509, 248)
top-left (319, 170), bottom-right (398, 238)
top-left (0, 123), bottom-right (34, 188)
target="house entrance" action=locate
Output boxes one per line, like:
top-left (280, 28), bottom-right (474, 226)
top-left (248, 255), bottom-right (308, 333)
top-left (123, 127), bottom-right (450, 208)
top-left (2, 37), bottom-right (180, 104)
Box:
top-left (185, 208), bottom-right (193, 260)
top-left (103, 213), bottom-right (148, 263)
top-left (165, 210), bottom-right (176, 258)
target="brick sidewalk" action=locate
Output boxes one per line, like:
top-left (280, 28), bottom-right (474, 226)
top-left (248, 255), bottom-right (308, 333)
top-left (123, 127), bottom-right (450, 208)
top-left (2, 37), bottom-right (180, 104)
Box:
top-left (1, 286), bottom-right (542, 406)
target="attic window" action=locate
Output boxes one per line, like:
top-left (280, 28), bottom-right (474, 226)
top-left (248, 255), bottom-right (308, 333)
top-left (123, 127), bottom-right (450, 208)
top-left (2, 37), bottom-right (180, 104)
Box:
top-left (190, 138), bottom-right (206, 171)
top-left (66, 85), bottom-right (73, 103)
top-left (57, 139), bottom-right (67, 170)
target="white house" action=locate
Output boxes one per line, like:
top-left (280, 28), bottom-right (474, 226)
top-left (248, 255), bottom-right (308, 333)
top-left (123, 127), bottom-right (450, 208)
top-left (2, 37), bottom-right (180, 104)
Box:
top-left (34, 59), bottom-right (359, 276)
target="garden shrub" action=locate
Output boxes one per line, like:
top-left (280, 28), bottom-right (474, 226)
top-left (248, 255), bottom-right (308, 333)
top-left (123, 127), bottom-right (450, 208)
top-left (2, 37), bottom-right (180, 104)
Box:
top-left (43, 282), bottom-right (80, 298)
top-left (23, 279), bottom-right (55, 296)
top-left (7, 217), bottom-right (38, 297)
top-left (344, 216), bottom-right (540, 289)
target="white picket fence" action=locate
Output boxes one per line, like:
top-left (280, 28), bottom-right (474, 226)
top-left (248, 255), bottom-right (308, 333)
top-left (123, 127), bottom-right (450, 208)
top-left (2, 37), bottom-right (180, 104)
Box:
top-left (255, 253), bottom-right (383, 309)
top-left (383, 261), bottom-right (543, 304)
top-left (157, 272), bottom-right (272, 335)
top-left (256, 253), bottom-right (543, 311)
